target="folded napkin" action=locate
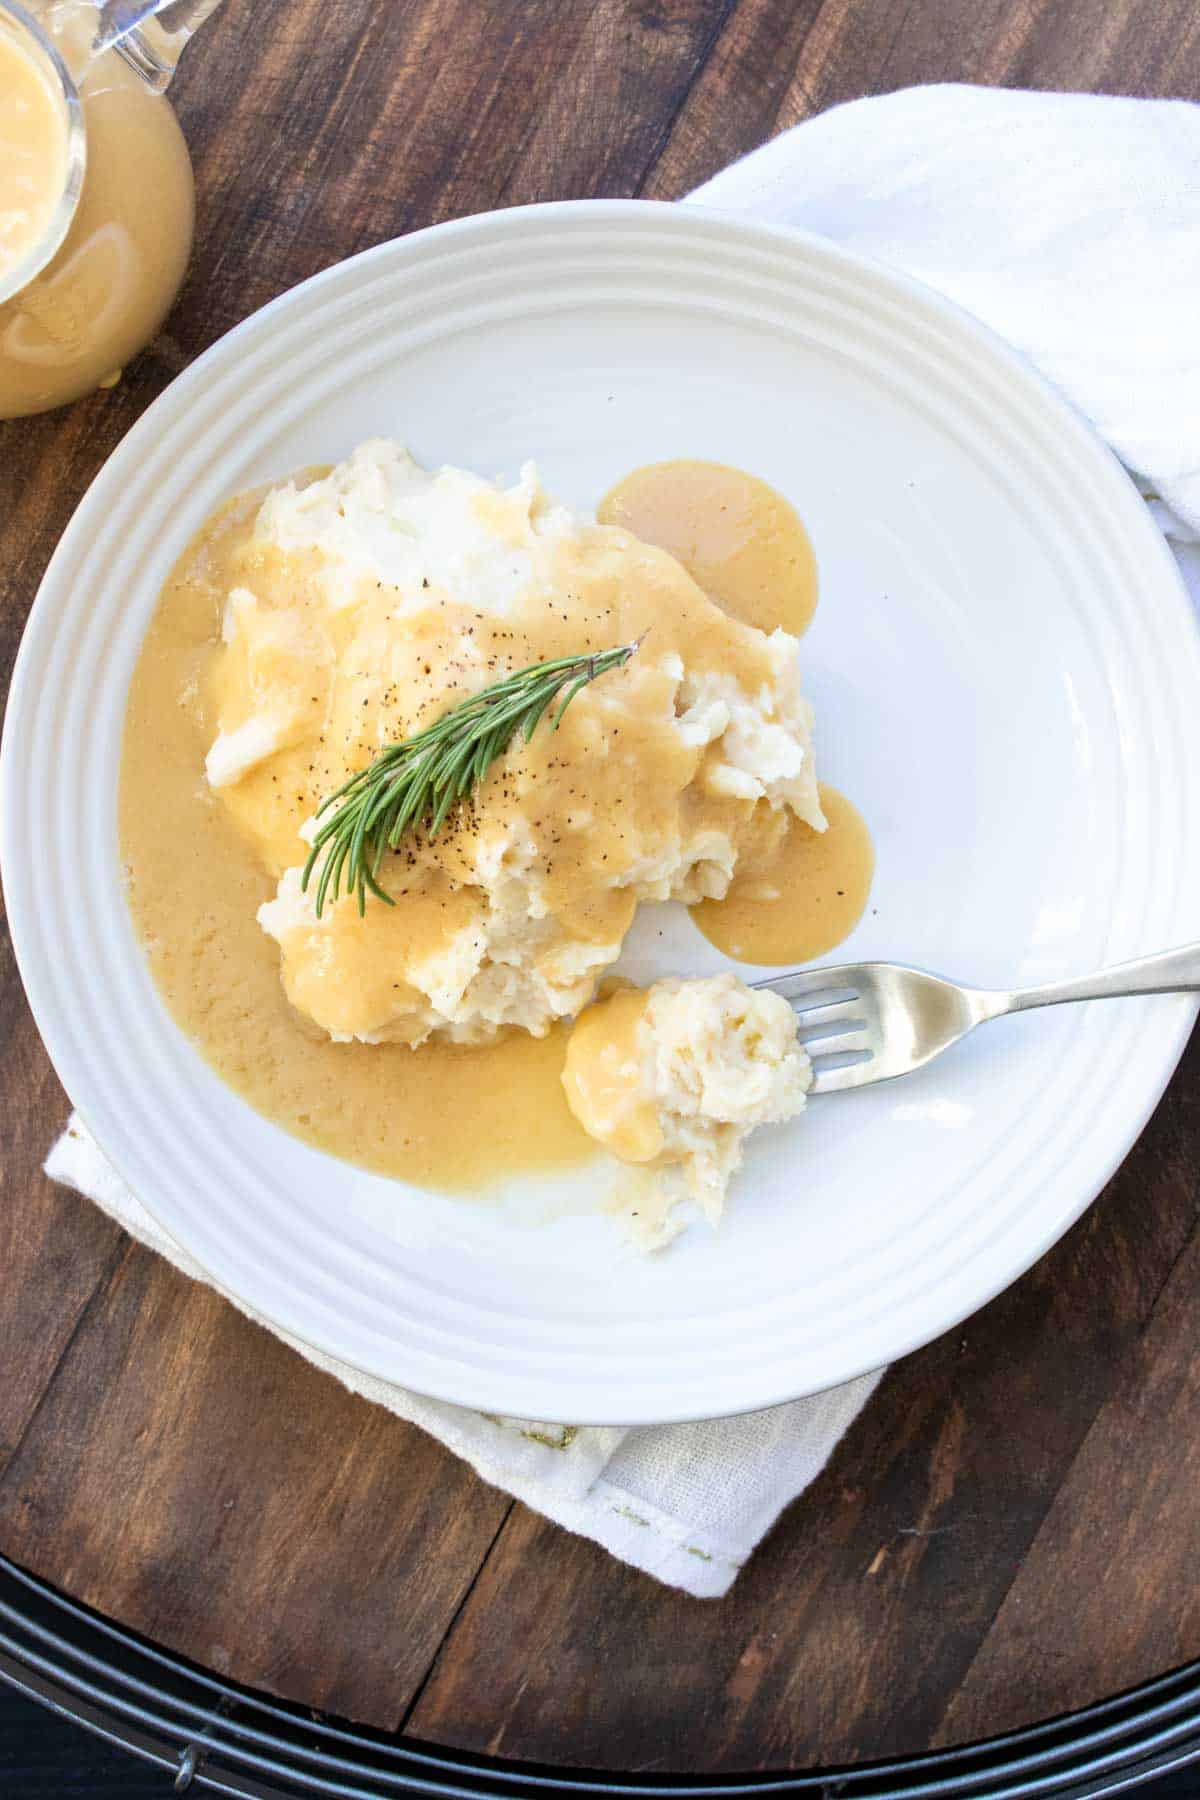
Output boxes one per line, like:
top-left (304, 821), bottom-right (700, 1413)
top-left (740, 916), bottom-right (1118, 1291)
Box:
top-left (692, 84), bottom-right (1200, 540)
top-left (47, 84), bottom-right (1200, 1598)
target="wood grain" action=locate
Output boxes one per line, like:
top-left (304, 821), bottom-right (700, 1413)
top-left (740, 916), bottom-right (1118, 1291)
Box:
top-left (3, 0), bottom-right (1200, 1774)
top-left (936, 1209), bottom-right (1200, 1748)
top-left (0, 1235), bottom-right (514, 1723)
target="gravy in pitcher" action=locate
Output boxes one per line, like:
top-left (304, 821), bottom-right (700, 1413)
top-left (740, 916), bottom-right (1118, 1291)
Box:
top-left (0, 4), bottom-right (194, 416)
top-left (0, 15), bottom-right (71, 279)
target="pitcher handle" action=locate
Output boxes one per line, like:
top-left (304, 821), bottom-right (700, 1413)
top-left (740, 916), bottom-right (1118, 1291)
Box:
top-left (91, 0), bottom-right (222, 90)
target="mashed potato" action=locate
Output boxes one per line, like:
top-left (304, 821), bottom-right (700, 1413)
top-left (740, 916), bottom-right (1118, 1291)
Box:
top-left (205, 441), bottom-right (823, 1046)
top-left (562, 975), bottom-right (812, 1249)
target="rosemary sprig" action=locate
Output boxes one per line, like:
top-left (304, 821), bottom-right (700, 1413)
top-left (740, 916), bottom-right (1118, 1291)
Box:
top-left (302, 640), bottom-right (641, 917)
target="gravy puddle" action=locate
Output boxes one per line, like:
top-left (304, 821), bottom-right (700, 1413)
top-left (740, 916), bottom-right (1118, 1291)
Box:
top-left (599, 457), bottom-right (818, 638)
top-left (691, 783), bottom-right (874, 966)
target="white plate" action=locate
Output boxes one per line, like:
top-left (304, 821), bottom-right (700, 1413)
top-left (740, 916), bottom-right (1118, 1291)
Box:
top-left (5, 201), bottom-right (1200, 1425)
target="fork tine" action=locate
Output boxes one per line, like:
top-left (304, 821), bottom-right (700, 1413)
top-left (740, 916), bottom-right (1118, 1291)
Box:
top-left (752, 967), bottom-right (863, 1009)
top-left (804, 1028), bottom-right (871, 1058)
top-left (809, 1054), bottom-right (876, 1094)
top-left (793, 998), bottom-right (865, 1036)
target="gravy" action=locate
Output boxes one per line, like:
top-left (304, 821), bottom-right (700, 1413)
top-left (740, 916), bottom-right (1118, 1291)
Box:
top-left (691, 784), bottom-right (875, 966)
top-left (598, 458), bottom-right (818, 638)
top-left (0, 17), bottom-right (69, 280)
top-left (561, 987), bottom-right (662, 1164)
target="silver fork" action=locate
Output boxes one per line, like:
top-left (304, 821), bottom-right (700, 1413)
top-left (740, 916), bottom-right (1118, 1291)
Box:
top-left (755, 943), bottom-right (1200, 1094)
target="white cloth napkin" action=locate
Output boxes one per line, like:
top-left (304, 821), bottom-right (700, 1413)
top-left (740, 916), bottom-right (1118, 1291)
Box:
top-left (691, 84), bottom-right (1200, 541)
top-left (46, 84), bottom-right (1200, 1598)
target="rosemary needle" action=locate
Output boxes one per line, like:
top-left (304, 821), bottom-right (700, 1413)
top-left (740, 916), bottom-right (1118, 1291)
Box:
top-left (302, 640), bottom-right (641, 917)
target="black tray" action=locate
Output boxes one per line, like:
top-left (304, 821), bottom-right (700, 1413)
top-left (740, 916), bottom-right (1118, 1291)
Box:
top-left (3, 1553), bottom-right (1200, 1798)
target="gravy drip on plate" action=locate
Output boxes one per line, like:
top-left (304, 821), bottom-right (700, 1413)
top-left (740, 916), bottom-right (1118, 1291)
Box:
top-left (600, 458), bottom-right (873, 968)
top-left (598, 457), bottom-right (818, 637)
top-left (691, 783), bottom-right (874, 965)
top-left (120, 494), bottom-right (594, 1190)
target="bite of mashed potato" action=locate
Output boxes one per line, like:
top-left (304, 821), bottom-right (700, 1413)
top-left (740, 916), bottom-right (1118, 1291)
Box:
top-left (205, 440), bottom-right (824, 1048)
top-left (562, 974), bottom-right (812, 1249)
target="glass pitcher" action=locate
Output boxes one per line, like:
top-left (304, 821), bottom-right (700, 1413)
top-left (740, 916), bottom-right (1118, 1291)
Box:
top-left (0, 0), bottom-right (219, 418)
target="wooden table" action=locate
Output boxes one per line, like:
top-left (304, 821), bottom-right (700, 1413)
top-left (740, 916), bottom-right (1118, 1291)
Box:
top-left (3, 0), bottom-right (1200, 1776)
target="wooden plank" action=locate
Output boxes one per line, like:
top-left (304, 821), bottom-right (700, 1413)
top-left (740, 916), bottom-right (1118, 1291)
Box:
top-left (0, 1034), bottom-right (126, 1470)
top-left (937, 1203), bottom-right (1200, 1747)
top-left (644, 0), bottom-right (1200, 203)
top-left (163, 0), bottom-right (738, 344)
top-left (769, 0), bottom-right (1200, 119)
top-left (642, 0), bottom-right (824, 199)
top-left (0, 1232), bottom-right (514, 1724)
top-left (406, 1028), bottom-right (1200, 1770)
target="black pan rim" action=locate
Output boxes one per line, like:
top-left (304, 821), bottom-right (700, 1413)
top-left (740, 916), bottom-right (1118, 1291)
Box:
top-left (2, 1552), bottom-right (1198, 1799)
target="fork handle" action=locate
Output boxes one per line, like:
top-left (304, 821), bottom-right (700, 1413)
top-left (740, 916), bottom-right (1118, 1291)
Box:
top-left (1000, 942), bottom-right (1200, 1014)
